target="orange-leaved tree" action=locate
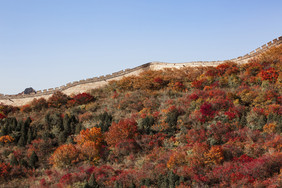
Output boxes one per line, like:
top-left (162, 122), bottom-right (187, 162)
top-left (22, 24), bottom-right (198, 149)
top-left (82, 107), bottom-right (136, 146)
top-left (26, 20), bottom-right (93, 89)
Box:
top-left (49, 144), bottom-right (79, 168)
top-left (204, 145), bottom-right (224, 166)
top-left (74, 127), bottom-right (103, 163)
top-left (0, 135), bottom-right (14, 144)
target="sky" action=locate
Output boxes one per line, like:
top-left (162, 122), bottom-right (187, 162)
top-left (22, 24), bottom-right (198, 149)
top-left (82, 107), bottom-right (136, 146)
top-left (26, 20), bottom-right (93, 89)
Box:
top-left (0, 0), bottom-right (281, 94)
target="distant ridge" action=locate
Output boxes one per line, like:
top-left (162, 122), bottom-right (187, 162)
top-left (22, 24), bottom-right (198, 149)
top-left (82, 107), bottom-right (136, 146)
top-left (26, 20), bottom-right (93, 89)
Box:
top-left (0, 36), bottom-right (281, 106)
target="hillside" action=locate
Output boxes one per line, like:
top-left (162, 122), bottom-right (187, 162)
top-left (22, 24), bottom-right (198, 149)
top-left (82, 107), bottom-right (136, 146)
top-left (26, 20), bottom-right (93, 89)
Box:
top-left (0, 43), bottom-right (281, 187)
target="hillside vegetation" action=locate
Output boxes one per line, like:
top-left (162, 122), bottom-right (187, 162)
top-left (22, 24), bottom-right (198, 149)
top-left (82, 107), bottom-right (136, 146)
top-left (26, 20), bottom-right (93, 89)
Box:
top-left (0, 44), bottom-right (281, 187)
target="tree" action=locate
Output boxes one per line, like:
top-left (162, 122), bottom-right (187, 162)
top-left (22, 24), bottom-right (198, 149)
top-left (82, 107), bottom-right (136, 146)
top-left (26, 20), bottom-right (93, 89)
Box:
top-left (29, 151), bottom-right (39, 168)
top-left (138, 116), bottom-right (154, 134)
top-left (96, 112), bottom-right (113, 132)
top-left (105, 119), bottom-right (138, 147)
top-left (87, 173), bottom-right (99, 188)
top-left (73, 93), bottom-right (95, 105)
top-left (49, 144), bottom-right (79, 168)
top-left (18, 117), bottom-right (31, 147)
top-left (47, 91), bottom-right (69, 108)
top-left (75, 127), bottom-right (104, 163)
top-left (10, 154), bottom-right (18, 166)
top-left (165, 110), bottom-right (179, 132)
top-left (27, 128), bottom-right (33, 144)
top-left (0, 112), bottom-right (6, 120)
top-left (31, 97), bottom-right (48, 111)
top-left (58, 131), bottom-right (68, 144)
top-left (0, 135), bottom-right (14, 144)
top-left (63, 114), bottom-right (71, 134)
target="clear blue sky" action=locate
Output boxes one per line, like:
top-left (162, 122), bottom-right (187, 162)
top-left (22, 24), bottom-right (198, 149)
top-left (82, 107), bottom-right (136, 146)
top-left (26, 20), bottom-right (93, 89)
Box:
top-left (0, 0), bottom-right (281, 94)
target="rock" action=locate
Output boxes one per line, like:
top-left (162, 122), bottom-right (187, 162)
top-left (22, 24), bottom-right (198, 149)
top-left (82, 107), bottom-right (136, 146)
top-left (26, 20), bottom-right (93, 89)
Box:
top-left (23, 87), bottom-right (36, 94)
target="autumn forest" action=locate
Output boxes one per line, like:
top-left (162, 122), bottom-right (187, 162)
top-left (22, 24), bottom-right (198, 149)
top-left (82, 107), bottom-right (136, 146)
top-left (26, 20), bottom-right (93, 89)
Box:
top-left (0, 44), bottom-right (281, 187)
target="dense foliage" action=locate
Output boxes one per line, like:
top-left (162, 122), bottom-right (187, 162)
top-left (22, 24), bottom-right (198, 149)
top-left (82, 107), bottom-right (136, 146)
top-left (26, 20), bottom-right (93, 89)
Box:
top-left (0, 45), bottom-right (281, 187)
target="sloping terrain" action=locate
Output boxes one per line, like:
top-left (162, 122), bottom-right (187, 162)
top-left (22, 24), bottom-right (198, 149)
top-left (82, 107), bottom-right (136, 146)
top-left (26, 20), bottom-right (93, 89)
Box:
top-left (0, 43), bottom-right (281, 187)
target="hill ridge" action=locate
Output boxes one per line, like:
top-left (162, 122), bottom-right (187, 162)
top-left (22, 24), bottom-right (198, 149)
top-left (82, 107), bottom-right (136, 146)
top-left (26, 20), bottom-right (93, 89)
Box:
top-left (0, 36), bottom-right (281, 106)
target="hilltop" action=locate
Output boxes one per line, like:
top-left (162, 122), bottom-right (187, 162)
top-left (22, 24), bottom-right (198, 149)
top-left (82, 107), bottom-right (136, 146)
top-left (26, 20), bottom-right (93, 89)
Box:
top-left (0, 36), bottom-right (281, 107)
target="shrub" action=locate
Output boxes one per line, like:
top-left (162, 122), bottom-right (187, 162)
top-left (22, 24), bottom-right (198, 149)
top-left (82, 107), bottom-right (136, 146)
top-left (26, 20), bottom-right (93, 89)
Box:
top-left (75, 127), bottom-right (103, 146)
top-left (27, 138), bottom-right (55, 166)
top-left (29, 151), bottom-right (39, 168)
top-left (0, 112), bottom-right (6, 119)
top-left (113, 139), bottom-right (141, 157)
top-left (105, 119), bottom-right (138, 147)
top-left (72, 93), bottom-right (95, 105)
top-left (199, 102), bottom-right (215, 122)
top-left (263, 123), bottom-right (277, 134)
top-left (20, 105), bottom-right (32, 113)
top-left (216, 62), bottom-right (239, 76)
top-left (0, 135), bottom-right (14, 144)
top-left (78, 112), bottom-right (93, 122)
top-left (167, 151), bottom-right (187, 169)
top-left (30, 97), bottom-right (48, 111)
top-left (244, 61), bottom-right (263, 76)
top-left (200, 102), bottom-right (214, 117)
top-left (78, 141), bottom-right (101, 164)
top-left (138, 116), bottom-right (155, 134)
top-left (191, 79), bottom-right (207, 89)
top-left (49, 144), bottom-right (79, 168)
top-left (165, 109), bottom-right (179, 132)
top-left (0, 163), bottom-right (11, 180)
top-left (87, 173), bottom-right (99, 187)
top-left (0, 104), bottom-right (19, 116)
top-left (259, 67), bottom-right (279, 83)
top-left (95, 112), bottom-right (113, 133)
top-left (47, 91), bottom-right (69, 108)
top-left (75, 127), bottom-right (104, 163)
top-left (204, 145), bottom-right (224, 166)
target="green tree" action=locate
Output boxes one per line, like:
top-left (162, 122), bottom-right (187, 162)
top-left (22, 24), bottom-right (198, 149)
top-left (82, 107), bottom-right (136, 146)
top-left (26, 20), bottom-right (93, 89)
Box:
top-left (86, 173), bottom-right (99, 188)
top-left (29, 151), bottom-right (39, 168)
top-left (10, 154), bottom-right (18, 166)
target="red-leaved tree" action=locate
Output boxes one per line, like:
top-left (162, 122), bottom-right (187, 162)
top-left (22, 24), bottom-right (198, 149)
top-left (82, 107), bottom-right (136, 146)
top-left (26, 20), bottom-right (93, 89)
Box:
top-left (105, 119), bottom-right (138, 147)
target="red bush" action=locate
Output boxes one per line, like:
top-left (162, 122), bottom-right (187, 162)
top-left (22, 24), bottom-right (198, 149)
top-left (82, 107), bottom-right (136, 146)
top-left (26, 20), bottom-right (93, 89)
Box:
top-left (0, 163), bottom-right (11, 180)
top-left (216, 62), bottom-right (239, 76)
top-left (191, 79), bottom-right (206, 89)
top-left (72, 93), bottom-right (95, 105)
top-left (0, 112), bottom-right (6, 119)
top-left (200, 102), bottom-right (215, 121)
top-left (189, 93), bottom-right (199, 100)
top-left (174, 81), bottom-right (184, 90)
top-left (234, 154), bottom-right (254, 163)
top-left (186, 129), bottom-right (207, 145)
top-left (113, 139), bottom-right (141, 156)
top-left (205, 68), bottom-right (219, 77)
top-left (89, 165), bottom-right (118, 187)
top-left (154, 77), bottom-right (164, 84)
top-left (105, 119), bottom-right (138, 147)
top-left (259, 67), bottom-right (279, 82)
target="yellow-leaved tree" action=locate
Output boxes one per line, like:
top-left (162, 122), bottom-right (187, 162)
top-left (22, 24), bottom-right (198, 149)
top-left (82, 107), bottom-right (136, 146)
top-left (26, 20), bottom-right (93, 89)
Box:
top-left (74, 127), bottom-right (103, 164)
